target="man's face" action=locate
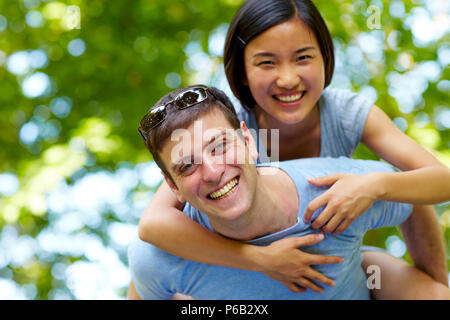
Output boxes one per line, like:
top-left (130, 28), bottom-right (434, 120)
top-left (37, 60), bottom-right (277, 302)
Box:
top-left (159, 109), bottom-right (259, 222)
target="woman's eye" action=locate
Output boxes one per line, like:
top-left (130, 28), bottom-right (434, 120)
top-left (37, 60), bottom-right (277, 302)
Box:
top-left (258, 60), bottom-right (275, 66)
top-left (297, 55), bottom-right (311, 61)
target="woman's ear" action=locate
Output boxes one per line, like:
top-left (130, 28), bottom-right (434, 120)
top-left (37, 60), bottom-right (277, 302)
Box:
top-left (163, 173), bottom-right (185, 204)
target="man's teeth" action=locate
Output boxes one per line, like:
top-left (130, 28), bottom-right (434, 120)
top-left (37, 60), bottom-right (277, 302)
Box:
top-left (209, 178), bottom-right (238, 200)
top-left (276, 92), bottom-right (304, 102)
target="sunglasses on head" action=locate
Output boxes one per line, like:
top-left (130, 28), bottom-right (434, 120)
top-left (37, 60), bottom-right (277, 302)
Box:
top-left (138, 86), bottom-right (212, 141)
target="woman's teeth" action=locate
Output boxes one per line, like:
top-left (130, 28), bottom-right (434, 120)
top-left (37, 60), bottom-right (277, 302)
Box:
top-left (209, 178), bottom-right (238, 200)
top-left (275, 91), bottom-right (305, 102)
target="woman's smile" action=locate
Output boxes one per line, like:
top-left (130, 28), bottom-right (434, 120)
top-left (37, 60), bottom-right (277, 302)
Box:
top-left (273, 90), bottom-right (307, 108)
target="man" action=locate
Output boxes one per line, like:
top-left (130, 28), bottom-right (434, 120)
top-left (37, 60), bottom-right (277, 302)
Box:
top-left (128, 85), bottom-right (448, 299)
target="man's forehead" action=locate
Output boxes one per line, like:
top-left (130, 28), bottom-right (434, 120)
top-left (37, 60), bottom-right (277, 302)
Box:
top-left (171, 126), bottom-right (232, 146)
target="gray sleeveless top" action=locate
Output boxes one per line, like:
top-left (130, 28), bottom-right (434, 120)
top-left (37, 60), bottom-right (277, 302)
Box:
top-left (234, 87), bottom-right (374, 161)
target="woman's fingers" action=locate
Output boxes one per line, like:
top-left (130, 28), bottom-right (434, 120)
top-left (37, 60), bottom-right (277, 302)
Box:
top-left (287, 233), bottom-right (325, 247)
top-left (303, 195), bottom-right (328, 223)
top-left (306, 252), bottom-right (344, 265)
top-left (307, 174), bottom-right (343, 186)
top-left (303, 268), bottom-right (336, 287)
top-left (332, 218), bottom-right (353, 235)
top-left (311, 204), bottom-right (335, 229)
top-left (261, 234), bottom-right (344, 294)
top-left (320, 212), bottom-right (346, 233)
top-left (281, 281), bottom-right (306, 293)
top-left (295, 277), bottom-right (324, 294)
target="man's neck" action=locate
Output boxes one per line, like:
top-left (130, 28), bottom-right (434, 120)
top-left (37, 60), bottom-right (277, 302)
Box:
top-left (210, 166), bottom-right (299, 241)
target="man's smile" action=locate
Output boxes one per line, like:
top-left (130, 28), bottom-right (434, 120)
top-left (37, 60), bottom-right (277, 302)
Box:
top-left (207, 177), bottom-right (240, 200)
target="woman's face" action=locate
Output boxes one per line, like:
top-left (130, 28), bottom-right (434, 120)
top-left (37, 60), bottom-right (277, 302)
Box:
top-left (243, 17), bottom-right (325, 125)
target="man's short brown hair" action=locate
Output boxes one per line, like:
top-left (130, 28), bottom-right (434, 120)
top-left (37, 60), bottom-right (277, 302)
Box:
top-left (139, 85), bottom-right (241, 183)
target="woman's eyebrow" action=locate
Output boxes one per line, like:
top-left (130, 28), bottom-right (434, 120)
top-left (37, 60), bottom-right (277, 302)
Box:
top-left (252, 46), bottom-right (316, 58)
top-left (294, 46), bottom-right (316, 54)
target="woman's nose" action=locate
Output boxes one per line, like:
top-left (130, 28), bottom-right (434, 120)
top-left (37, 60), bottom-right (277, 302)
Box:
top-left (276, 65), bottom-right (300, 89)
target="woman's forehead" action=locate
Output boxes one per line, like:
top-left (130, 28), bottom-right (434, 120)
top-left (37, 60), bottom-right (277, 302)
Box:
top-left (245, 18), bottom-right (318, 54)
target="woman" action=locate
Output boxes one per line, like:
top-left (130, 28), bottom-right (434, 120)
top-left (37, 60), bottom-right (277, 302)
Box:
top-left (136, 0), bottom-right (450, 299)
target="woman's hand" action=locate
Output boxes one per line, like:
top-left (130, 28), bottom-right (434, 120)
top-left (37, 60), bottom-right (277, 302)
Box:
top-left (255, 234), bottom-right (344, 293)
top-left (303, 173), bottom-right (378, 235)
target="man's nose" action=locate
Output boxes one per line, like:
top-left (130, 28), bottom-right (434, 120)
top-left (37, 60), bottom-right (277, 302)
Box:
top-left (276, 64), bottom-right (300, 89)
top-left (201, 154), bottom-right (225, 183)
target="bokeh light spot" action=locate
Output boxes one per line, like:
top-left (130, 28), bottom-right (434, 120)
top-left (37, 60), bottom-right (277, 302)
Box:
top-left (22, 72), bottom-right (51, 98)
top-left (26, 10), bottom-right (44, 28)
top-left (385, 235), bottom-right (407, 258)
top-left (67, 39), bottom-right (86, 57)
top-left (393, 117), bottom-right (408, 132)
top-left (50, 97), bottom-right (72, 118)
top-left (29, 50), bottom-right (48, 69)
top-left (0, 15), bottom-right (7, 32)
top-left (7, 51), bottom-right (31, 75)
top-left (19, 121), bottom-right (40, 144)
top-left (0, 173), bottom-right (20, 196)
top-left (165, 72), bottom-right (181, 89)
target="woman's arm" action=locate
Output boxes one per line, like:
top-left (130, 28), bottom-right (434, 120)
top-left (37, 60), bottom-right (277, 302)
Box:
top-left (361, 105), bottom-right (450, 202)
top-left (305, 105), bottom-right (448, 284)
top-left (138, 180), bottom-right (343, 293)
top-left (138, 181), bottom-right (262, 270)
top-left (304, 105), bottom-right (449, 227)
top-left (362, 105), bottom-right (449, 285)
top-left (368, 167), bottom-right (450, 204)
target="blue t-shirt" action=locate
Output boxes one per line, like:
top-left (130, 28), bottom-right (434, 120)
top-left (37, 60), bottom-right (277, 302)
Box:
top-left (128, 157), bottom-right (412, 300)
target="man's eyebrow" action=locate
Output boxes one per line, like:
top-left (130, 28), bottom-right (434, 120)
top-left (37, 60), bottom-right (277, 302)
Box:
top-left (252, 46), bottom-right (316, 58)
top-left (203, 129), bottom-right (228, 149)
top-left (171, 157), bottom-right (190, 173)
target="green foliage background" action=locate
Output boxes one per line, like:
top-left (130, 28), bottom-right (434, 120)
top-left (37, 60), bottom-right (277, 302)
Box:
top-left (0, 0), bottom-right (448, 299)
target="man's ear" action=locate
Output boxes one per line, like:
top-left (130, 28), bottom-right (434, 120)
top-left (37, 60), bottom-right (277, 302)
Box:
top-left (163, 172), bottom-right (185, 204)
top-left (240, 121), bottom-right (258, 161)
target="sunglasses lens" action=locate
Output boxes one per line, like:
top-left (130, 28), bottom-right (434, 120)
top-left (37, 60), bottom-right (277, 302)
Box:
top-left (141, 106), bottom-right (166, 132)
top-left (176, 89), bottom-right (207, 109)
top-left (139, 87), bottom-right (209, 137)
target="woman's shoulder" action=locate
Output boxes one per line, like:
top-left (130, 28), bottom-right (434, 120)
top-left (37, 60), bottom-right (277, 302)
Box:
top-left (319, 87), bottom-right (375, 156)
top-left (321, 87), bottom-right (373, 111)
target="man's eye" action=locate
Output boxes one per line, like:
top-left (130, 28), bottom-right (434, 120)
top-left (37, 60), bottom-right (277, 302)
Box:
top-left (212, 139), bottom-right (229, 155)
top-left (180, 163), bottom-right (194, 173)
top-left (215, 143), bottom-right (225, 151)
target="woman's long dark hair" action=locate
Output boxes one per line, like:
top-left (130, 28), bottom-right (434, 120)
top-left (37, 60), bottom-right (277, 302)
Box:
top-left (224, 0), bottom-right (334, 110)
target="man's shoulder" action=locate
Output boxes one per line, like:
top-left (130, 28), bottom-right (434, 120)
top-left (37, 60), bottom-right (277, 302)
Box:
top-left (182, 203), bottom-right (213, 229)
top-left (278, 157), bottom-right (395, 176)
top-left (128, 236), bottom-right (182, 273)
